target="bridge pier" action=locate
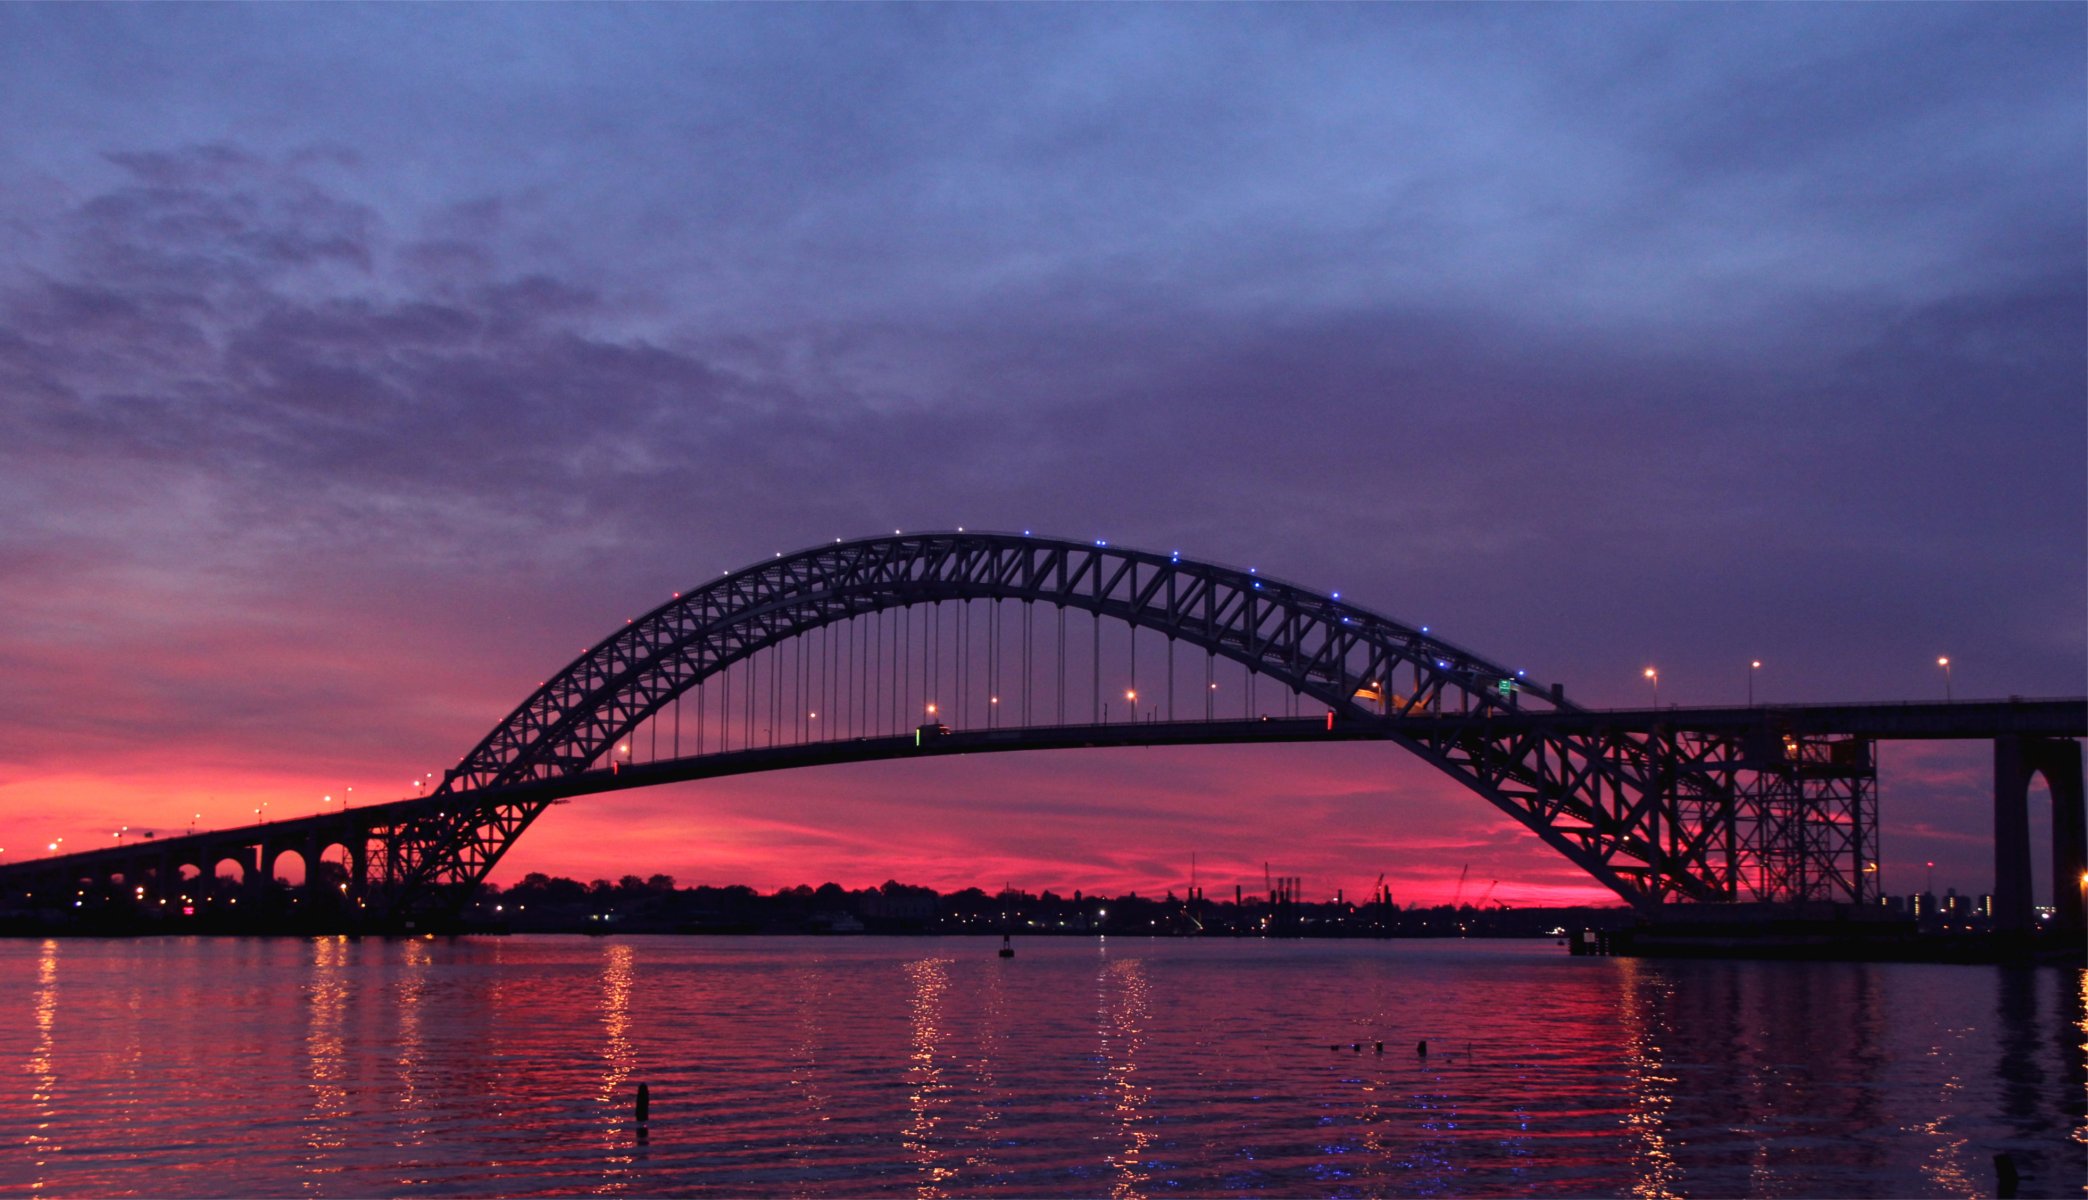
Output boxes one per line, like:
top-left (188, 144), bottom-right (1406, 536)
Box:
top-left (1994, 736), bottom-right (2085, 933)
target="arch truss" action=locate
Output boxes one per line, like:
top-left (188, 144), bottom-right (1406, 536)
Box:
top-left (353, 531), bottom-right (1878, 920)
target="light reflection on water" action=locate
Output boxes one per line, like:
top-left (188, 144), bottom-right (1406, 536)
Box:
top-left (1098, 956), bottom-right (1150, 1200)
top-left (1618, 959), bottom-right (1679, 1200)
top-left (24, 940), bottom-right (58, 1193)
top-left (301, 936), bottom-right (350, 1186)
top-left (902, 956), bottom-right (953, 1196)
top-left (0, 936), bottom-right (2081, 1197)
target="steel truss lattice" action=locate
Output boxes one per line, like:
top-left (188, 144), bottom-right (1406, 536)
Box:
top-left (343, 531), bottom-right (1879, 921)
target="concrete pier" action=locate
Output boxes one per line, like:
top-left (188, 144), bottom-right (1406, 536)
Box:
top-left (1993, 736), bottom-right (2085, 933)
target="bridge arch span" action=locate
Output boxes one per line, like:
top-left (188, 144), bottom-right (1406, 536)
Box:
top-left (351, 530), bottom-right (1741, 921)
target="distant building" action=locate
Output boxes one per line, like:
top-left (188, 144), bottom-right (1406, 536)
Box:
top-left (860, 889), bottom-right (937, 922)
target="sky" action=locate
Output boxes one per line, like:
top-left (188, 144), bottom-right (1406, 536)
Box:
top-left (1, 4), bottom-right (2081, 907)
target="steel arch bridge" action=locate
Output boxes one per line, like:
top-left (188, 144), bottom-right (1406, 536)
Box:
top-left (376, 530), bottom-right (1862, 919)
top-left (17, 529), bottom-right (1981, 929)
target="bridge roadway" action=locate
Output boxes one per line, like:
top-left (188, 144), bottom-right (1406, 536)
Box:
top-left (6, 698), bottom-right (2081, 893)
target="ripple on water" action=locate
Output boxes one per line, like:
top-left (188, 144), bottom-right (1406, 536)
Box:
top-left (0, 936), bottom-right (2081, 1196)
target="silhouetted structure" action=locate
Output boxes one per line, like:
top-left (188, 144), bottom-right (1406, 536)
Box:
top-left (1994, 735), bottom-right (2086, 932)
top-left (2, 531), bottom-right (2080, 936)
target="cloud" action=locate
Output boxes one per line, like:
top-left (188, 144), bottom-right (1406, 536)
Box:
top-left (0, 6), bottom-right (2079, 900)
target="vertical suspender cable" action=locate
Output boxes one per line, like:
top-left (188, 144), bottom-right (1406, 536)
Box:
top-left (1057, 604), bottom-right (1066, 726)
top-left (1091, 608), bottom-right (1101, 723)
top-left (1167, 636), bottom-right (1174, 723)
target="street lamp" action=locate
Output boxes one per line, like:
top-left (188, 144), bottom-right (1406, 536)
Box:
top-left (1643, 667), bottom-right (1659, 708)
top-left (1748, 660), bottom-right (1761, 707)
top-left (1937, 657), bottom-right (1952, 703)
top-left (1125, 689), bottom-right (1137, 722)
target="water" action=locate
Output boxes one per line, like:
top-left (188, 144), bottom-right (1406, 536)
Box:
top-left (3, 935), bottom-right (2081, 1197)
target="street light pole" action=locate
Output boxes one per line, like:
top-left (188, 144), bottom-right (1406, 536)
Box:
top-left (1937, 657), bottom-right (1952, 703)
top-left (1748, 660), bottom-right (1761, 707)
top-left (1644, 667), bottom-right (1659, 708)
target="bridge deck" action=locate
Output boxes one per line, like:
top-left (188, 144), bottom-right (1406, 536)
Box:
top-left (5, 700), bottom-right (2081, 884)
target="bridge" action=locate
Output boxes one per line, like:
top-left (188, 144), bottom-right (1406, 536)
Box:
top-left (4, 530), bottom-right (2082, 932)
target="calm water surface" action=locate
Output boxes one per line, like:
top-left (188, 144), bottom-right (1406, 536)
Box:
top-left (2, 935), bottom-right (2082, 1197)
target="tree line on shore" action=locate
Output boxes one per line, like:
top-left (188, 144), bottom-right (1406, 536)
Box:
top-left (465, 872), bottom-right (1631, 937)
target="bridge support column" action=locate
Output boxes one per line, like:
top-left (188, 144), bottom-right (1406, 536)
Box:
top-left (1994, 736), bottom-right (2085, 933)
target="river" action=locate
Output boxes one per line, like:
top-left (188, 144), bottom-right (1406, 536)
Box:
top-left (3, 935), bottom-right (2081, 1196)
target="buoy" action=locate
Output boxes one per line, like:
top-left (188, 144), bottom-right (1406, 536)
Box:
top-left (1351, 1043), bottom-right (1361, 1053)
top-left (635, 1082), bottom-right (650, 1126)
top-left (1995, 1152), bottom-right (2020, 1199)
top-left (998, 934), bottom-right (1014, 958)
top-left (1374, 1041), bottom-right (1384, 1054)
top-left (1416, 1040), bottom-right (1428, 1056)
